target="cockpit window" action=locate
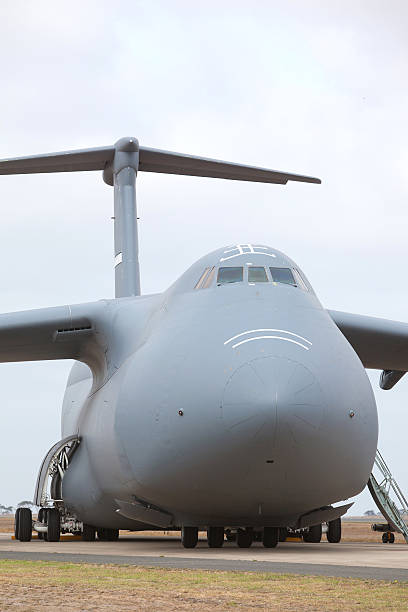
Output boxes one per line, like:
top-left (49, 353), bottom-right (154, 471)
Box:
top-left (270, 267), bottom-right (296, 286)
top-left (195, 266), bottom-right (215, 290)
top-left (195, 267), bottom-right (211, 289)
top-left (202, 266), bottom-right (215, 288)
top-left (217, 267), bottom-right (243, 285)
top-left (293, 268), bottom-right (308, 291)
top-left (248, 266), bottom-right (268, 283)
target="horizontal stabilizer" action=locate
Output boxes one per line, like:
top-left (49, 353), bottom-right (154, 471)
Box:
top-left (0, 146), bottom-right (114, 175)
top-left (138, 147), bottom-right (321, 184)
top-left (0, 141), bottom-right (321, 185)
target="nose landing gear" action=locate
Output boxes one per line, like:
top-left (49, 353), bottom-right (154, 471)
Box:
top-left (207, 526), bottom-right (224, 548)
top-left (327, 518), bottom-right (341, 543)
top-left (263, 527), bottom-right (279, 548)
top-left (97, 528), bottom-right (119, 541)
top-left (181, 526), bottom-right (198, 548)
top-left (302, 523), bottom-right (322, 543)
top-left (236, 528), bottom-right (253, 548)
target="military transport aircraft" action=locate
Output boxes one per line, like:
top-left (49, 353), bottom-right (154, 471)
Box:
top-left (1, 137), bottom-right (406, 549)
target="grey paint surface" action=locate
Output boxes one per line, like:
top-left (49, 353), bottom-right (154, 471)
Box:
top-left (58, 245), bottom-right (378, 529)
top-left (0, 138), bottom-right (401, 533)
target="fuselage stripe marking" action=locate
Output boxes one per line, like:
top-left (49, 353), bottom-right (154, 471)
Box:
top-left (231, 336), bottom-right (310, 350)
top-left (224, 329), bottom-right (312, 346)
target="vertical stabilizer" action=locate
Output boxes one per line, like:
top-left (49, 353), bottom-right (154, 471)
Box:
top-left (103, 138), bottom-right (141, 298)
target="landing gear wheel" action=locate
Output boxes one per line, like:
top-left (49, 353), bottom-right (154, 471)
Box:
top-left (389, 532), bottom-right (395, 543)
top-left (45, 508), bottom-right (60, 542)
top-left (181, 526), bottom-right (198, 548)
top-left (17, 508), bottom-right (32, 542)
top-left (237, 528), bottom-right (253, 548)
top-left (303, 524), bottom-right (322, 543)
top-left (327, 518), bottom-right (341, 543)
top-left (82, 524), bottom-right (96, 541)
top-left (97, 528), bottom-right (119, 541)
top-left (382, 532), bottom-right (388, 543)
top-left (14, 508), bottom-right (21, 540)
top-left (225, 529), bottom-right (236, 542)
top-left (207, 526), bottom-right (224, 548)
top-left (263, 527), bottom-right (279, 548)
top-left (37, 508), bottom-right (45, 540)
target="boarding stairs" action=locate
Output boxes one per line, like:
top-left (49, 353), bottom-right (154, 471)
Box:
top-left (368, 449), bottom-right (408, 543)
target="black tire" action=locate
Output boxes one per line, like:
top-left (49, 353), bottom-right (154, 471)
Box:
top-left (389, 532), bottom-right (395, 544)
top-left (14, 508), bottom-right (21, 539)
top-left (327, 518), bottom-right (341, 543)
top-left (207, 526), bottom-right (224, 548)
top-left (107, 529), bottom-right (119, 541)
top-left (279, 527), bottom-right (288, 542)
top-left (97, 528), bottom-right (119, 541)
top-left (237, 528), bottom-right (253, 548)
top-left (303, 524), bottom-right (322, 543)
top-left (263, 527), bottom-right (279, 548)
top-left (82, 524), bottom-right (96, 541)
top-left (17, 508), bottom-right (32, 542)
top-left (181, 526), bottom-right (198, 548)
top-left (382, 532), bottom-right (388, 543)
top-left (46, 508), bottom-right (60, 542)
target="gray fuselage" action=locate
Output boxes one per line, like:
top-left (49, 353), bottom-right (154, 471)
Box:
top-left (61, 245), bottom-right (378, 529)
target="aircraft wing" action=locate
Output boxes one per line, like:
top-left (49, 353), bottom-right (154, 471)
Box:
top-left (328, 309), bottom-right (408, 388)
top-left (0, 301), bottom-right (108, 380)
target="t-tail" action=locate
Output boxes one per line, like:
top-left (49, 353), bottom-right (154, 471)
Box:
top-left (0, 137), bottom-right (321, 298)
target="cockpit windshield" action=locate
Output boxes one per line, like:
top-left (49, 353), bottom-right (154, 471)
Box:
top-left (217, 267), bottom-right (243, 285)
top-left (269, 267), bottom-right (296, 286)
top-left (195, 264), bottom-right (308, 291)
top-left (248, 266), bottom-right (268, 283)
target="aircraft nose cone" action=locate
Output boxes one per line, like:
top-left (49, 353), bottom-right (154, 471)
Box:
top-left (221, 356), bottom-right (325, 455)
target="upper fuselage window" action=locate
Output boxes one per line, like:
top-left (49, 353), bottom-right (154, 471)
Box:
top-left (217, 267), bottom-right (243, 285)
top-left (248, 266), bottom-right (268, 283)
top-left (270, 267), bottom-right (296, 286)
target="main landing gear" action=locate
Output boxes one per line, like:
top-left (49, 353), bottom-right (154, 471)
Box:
top-left (14, 508), bottom-right (33, 542)
top-left (14, 507), bottom-right (122, 543)
top-left (14, 507), bottom-right (61, 542)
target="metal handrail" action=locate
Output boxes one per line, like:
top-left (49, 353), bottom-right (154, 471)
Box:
top-left (368, 449), bottom-right (408, 543)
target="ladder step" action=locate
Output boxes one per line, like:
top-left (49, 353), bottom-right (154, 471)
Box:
top-left (368, 449), bottom-right (408, 544)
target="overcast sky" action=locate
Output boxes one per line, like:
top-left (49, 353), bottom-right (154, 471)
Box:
top-left (0, 0), bottom-right (407, 517)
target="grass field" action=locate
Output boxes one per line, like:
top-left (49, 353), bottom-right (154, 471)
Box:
top-left (0, 560), bottom-right (407, 611)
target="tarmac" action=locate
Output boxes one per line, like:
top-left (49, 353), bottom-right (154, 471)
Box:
top-left (1, 533), bottom-right (408, 581)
